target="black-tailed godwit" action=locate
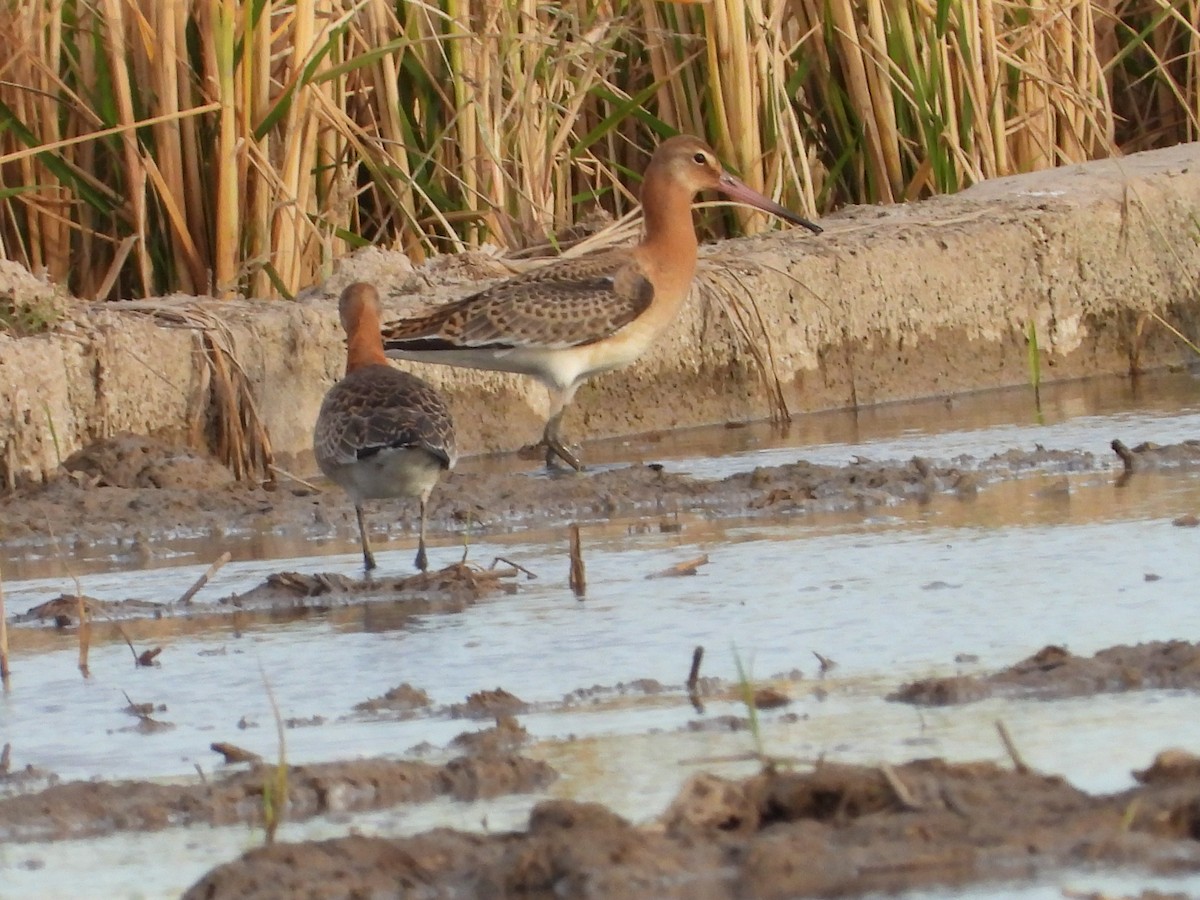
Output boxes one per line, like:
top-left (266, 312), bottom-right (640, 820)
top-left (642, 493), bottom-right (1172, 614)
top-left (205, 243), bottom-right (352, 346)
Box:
top-left (380, 135), bottom-right (820, 470)
top-left (314, 282), bottom-right (456, 572)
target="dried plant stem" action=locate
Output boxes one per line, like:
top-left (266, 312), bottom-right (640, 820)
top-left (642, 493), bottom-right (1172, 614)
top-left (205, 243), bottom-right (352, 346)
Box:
top-left (178, 552), bottom-right (233, 605)
top-left (568, 524), bottom-right (586, 598)
top-left (996, 720), bottom-right (1030, 774)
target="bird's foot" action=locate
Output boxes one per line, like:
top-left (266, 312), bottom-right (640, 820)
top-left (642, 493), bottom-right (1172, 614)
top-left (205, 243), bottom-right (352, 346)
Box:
top-left (518, 439), bottom-right (584, 471)
top-left (544, 438), bottom-right (584, 472)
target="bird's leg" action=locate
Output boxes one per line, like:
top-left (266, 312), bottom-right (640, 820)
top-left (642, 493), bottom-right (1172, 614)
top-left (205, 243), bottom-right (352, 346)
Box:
top-left (414, 498), bottom-right (429, 572)
top-left (355, 503), bottom-right (377, 572)
top-left (543, 410), bottom-right (583, 471)
top-left (542, 384), bottom-right (584, 471)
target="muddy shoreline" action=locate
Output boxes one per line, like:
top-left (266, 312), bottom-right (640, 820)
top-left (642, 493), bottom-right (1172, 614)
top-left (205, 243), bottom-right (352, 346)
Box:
top-left (4, 426), bottom-right (1200, 897)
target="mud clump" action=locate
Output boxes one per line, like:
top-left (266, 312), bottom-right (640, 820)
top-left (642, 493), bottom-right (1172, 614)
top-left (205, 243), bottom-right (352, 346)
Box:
top-left (182, 756), bottom-right (1200, 899)
top-left (229, 563), bottom-right (518, 613)
top-left (450, 688), bottom-right (529, 719)
top-left (1111, 438), bottom-right (1200, 473)
top-left (892, 641), bottom-right (1200, 706)
top-left (354, 682), bottom-right (432, 715)
top-left (62, 433), bottom-right (236, 490)
top-left (450, 715), bottom-right (530, 756)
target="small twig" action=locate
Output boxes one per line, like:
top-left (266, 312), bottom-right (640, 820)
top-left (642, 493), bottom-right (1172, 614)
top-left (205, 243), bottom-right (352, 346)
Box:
top-left (1, 742), bottom-right (10, 775)
top-left (881, 763), bottom-right (923, 811)
top-left (491, 556), bottom-right (538, 580)
top-left (194, 762), bottom-right (208, 785)
top-left (646, 554), bottom-right (709, 579)
top-left (687, 645), bottom-right (705, 713)
top-left (1111, 438), bottom-right (1135, 473)
top-left (267, 464), bottom-right (323, 492)
top-left (995, 720), bottom-right (1030, 774)
top-left (178, 551), bottom-right (232, 604)
top-left (686, 646), bottom-right (704, 691)
top-left (568, 524), bottom-right (586, 599)
top-left (122, 690), bottom-right (154, 718)
top-left (813, 651), bottom-right (837, 676)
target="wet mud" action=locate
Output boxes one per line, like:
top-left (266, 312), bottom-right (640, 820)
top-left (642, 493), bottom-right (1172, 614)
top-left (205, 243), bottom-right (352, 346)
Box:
top-left (893, 641), bottom-right (1200, 706)
top-left (0, 431), bottom-right (1120, 562)
top-left (181, 756), bottom-right (1200, 899)
top-left (0, 750), bottom-right (555, 844)
top-left (5, 430), bottom-right (1200, 897)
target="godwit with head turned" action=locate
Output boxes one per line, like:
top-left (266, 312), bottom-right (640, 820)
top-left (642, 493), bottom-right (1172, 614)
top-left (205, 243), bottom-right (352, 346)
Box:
top-left (381, 134), bottom-right (821, 470)
top-left (314, 282), bottom-right (457, 572)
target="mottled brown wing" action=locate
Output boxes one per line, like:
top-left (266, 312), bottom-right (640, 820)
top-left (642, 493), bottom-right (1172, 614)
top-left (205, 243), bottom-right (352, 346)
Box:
top-left (314, 367), bottom-right (455, 471)
top-left (381, 251), bottom-right (655, 351)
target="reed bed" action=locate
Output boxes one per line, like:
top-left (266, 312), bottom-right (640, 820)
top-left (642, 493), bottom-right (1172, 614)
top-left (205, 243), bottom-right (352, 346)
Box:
top-left (0, 0), bottom-right (1196, 301)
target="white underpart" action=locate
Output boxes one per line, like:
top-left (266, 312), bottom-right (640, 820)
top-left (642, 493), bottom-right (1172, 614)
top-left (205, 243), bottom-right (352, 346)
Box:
top-left (329, 446), bottom-right (444, 506)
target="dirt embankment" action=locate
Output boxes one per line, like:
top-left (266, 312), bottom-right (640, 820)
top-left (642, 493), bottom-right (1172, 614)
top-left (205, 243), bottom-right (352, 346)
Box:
top-left (3, 142), bottom-right (1200, 487)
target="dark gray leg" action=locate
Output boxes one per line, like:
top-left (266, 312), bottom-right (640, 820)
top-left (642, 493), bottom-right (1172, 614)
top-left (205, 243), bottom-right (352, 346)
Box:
top-left (415, 498), bottom-right (429, 572)
top-left (543, 407), bottom-right (583, 471)
top-left (355, 504), bottom-right (377, 571)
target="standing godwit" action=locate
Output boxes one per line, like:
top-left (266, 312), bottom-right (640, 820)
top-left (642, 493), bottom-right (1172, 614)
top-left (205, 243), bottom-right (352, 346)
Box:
top-left (381, 134), bottom-right (821, 470)
top-left (314, 282), bottom-right (457, 572)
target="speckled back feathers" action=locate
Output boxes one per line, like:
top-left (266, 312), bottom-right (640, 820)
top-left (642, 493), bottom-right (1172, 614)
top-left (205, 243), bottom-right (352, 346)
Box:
top-left (314, 364), bottom-right (456, 476)
top-left (380, 250), bottom-right (655, 352)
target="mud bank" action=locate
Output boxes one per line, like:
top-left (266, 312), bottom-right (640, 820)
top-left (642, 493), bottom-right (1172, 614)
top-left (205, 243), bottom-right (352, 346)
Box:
top-left (0, 752), bottom-right (555, 845)
top-left (0, 429), bottom-right (1137, 562)
top-left (9, 637), bottom-right (1200, 898)
top-left (3, 143), bottom-right (1200, 485)
top-left (178, 755), bottom-right (1200, 899)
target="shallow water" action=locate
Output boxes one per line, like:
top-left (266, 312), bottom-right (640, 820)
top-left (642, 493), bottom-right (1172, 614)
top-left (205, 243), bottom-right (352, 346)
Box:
top-left (2, 371), bottom-right (1200, 898)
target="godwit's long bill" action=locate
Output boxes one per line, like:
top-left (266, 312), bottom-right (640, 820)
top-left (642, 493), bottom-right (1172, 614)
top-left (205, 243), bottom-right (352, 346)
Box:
top-left (314, 282), bottom-right (457, 572)
top-left (381, 135), bottom-right (821, 470)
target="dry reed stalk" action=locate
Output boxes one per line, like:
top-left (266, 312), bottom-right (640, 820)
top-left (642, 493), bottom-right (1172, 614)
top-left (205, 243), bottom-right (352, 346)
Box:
top-left (827, 0), bottom-right (893, 202)
top-left (979, 0), bottom-right (1009, 175)
top-left (695, 262), bottom-right (792, 423)
top-left (213, 0), bottom-right (239, 296)
top-left (178, 552), bottom-right (233, 605)
top-left (242, 0), bottom-right (273, 300)
top-left (147, 1), bottom-right (199, 295)
top-left (862, 0), bottom-right (903, 194)
top-left (100, 0), bottom-right (151, 295)
top-left (121, 302), bottom-right (275, 482)
top-left (0, 0), bottom-right (1194, 297)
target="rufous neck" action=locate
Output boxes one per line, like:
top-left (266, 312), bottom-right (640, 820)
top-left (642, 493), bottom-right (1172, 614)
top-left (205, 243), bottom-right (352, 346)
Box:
top-left (344, 307), bottom-right (389, 374)
top-left (640, 176), bottom-right (699, 258)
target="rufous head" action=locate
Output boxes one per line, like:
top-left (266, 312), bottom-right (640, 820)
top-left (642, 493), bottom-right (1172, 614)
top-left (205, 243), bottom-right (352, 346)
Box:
top-left (338, 282), bottom-right (381, 336)
top-left (645, 135), bottom-right (822, 234)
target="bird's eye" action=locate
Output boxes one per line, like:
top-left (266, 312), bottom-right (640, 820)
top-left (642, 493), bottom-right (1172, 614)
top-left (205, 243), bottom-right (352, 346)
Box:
top-left (692, 152), bottom-right (707, 165)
